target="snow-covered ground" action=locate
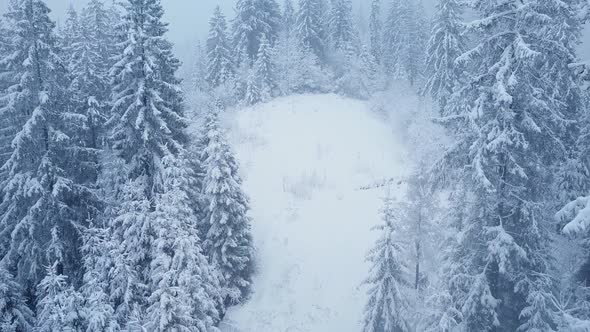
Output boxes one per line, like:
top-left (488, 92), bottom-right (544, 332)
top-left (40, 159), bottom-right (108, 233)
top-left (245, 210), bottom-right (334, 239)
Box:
top-left (219, 94), bottom-right (413, 332)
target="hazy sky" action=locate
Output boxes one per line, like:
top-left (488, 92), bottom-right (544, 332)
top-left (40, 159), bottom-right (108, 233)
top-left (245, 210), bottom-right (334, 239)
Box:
top-left (0, 0), bottom-right (588, 73)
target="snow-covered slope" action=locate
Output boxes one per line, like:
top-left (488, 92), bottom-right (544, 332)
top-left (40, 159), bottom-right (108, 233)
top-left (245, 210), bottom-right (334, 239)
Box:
top-left (219, 94), bottom-right (410, 332)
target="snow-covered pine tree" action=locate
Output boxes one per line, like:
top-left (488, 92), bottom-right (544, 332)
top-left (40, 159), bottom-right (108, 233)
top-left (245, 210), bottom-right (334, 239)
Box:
top-left (253, 35), bottom-right (276, 102)
top-left (404, 0), bottom-right (428, 86)
top-left (296, 0), bottom-right (326, 60)
top-left (361, 195), bottom-right (411, 332)
top-left (146, 155), bottom-right (221, 332)
top-left (283, 0), bottom-right (296, 35)
top-left (106, 0), bottom-right (199, 324)
top-left (273, 31), bottom-right (331, 95)
top-left (232, 0), bottom-right (282, 66)
top-left (245, 69), bottom-right (262, 105)
top-left (36, 263), bottom-right (85, 332)
top-left (80, 223), bottom-right (119, 332)
top-left (329, 0), bottom-right (356, 51)
top-left (383, 0), bottom-right (404, 76)
top-left (191, 41), bottom-right (209, 94)
top-left (202, 110), bottom-right (255, 306)
top-left (0, 17), bottom-right (13, 196)
top-left (0, 266), bottom-right (34, 332)
top-left (60, 5), bottom-right (81, 67)
top-left (423, 0), bottom-right (465, 110)
top-left (206, 6), bottom-right (235, 88)
top-left (383, 0), bottom-right (427, 85)
top-left (369, 0), bottom-right (383, 64)
top-left (0, 0), bottom-right (101, 293)
top-left (437, 0), bottom-right (587, 329)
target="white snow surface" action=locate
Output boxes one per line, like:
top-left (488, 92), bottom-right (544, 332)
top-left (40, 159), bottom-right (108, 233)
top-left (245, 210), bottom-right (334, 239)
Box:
top-left (220, 93), bottom-right (412, 332)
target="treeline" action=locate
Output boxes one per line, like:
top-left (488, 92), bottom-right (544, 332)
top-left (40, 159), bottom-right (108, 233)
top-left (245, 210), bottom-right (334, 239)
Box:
top-left (0, 0), bottom-right (253, 331)
top-left (194, 0), bottom-right (430, 106)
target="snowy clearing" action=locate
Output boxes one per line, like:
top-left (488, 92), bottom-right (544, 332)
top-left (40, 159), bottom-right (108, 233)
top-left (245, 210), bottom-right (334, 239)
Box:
top-left (220, 94), bottom-right (410, 332)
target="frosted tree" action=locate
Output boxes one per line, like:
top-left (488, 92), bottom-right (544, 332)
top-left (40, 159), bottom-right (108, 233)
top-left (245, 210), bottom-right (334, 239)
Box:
top-left (80, 224), bottom-right (120, 332)
top-left (273, 32), bottom-right (331, 94)
top-left (283, 0), bottom-right (296, 35)
top-left (329, 0), bottom-right (356, 51)
top-left (383, 0), bottom-right (427, 85)
top-left (106, 0), bottom-right (193, 324)
top-left (206, 6), bottom-right (235, 88)
top-left (0, 266), bottom-right (34, 332)
top-left (369, 0), bottom-right (383, 64)
top-left (253, 35), bottom-right (276, 101)
top-left (146, 155), bottom-right (221, 332)
top-left (361, 196), bottom-right (411, 332)
top-left (191, 41), bottom-right (209, 93)
top-left (232, 0), bottom-right (281, 65)
top-left (296, 0), bottom-right (326, 60)
top-left (35, 263), bottom-right (85, 332)
top-left (436, 0), bottom-right (587, 329)
top-left (245, 69), bottom-right (262, 105)
top-left (202, 111), bottom-right (255, 306)
top-left (423, 0), bottom-right (465, 109)
top-left (0, 0), bottom-right (100, 293)
top-left (60, 5), bottom-right (81, 65)
top-left (0, 17), bottom-right (13, 192)
top-left (383, 0), bottom-right (404, 76)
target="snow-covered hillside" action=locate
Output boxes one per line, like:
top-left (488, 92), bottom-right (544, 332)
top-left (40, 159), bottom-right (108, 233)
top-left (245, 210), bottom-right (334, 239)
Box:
top-left (219, 94), bottom-right (411, 332)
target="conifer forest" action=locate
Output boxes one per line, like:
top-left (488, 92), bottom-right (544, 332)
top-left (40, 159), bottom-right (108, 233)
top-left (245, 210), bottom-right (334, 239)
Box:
top-left (1, 0), bottom-right (590, 331)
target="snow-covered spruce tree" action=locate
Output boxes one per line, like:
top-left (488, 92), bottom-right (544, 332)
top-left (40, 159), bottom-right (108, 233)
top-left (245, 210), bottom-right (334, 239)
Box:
top-left (36, 263), bottom-right (85, 332)
top-left (146, 155), bottom-right (222, 332)
top-left (283, 0), bottom-right (296, 35)
top-left (245, 69), bottom-right (262, 105)
top-left (0, 17), bottom-right (13, 192)
top-left (383, 0), bottom-right (404, 76)
top-left (273, 32), bottom-right (331, 95)
top-left (0, 266), bottom-right (34, 332)
top-left (336, 44), bottom-right (373, 99)
top-left (0, 0), bottom-right (100, 292)
top-left (80, 223), bottom-right (120, 332)
top-left (206, 6), bottom-right (235, 88)
top-left (232, 0), bottom-right (282, 66)
top-left (107, 0), bottom-right (221, 327)
top-left (329, 0), bottom-right (356, 51)
top-left (369, 0), bottom-right (383, 64)
top-left (60, 5), bottom-right (81, 66)
top-left (253, 35), bottom-right (276, 102)
top-left (437, 0), bottom-right (586, 329)
top-left (202, 110), bottom-right (254, 306)
top-left (296, 0), bottom-right (327, 61)
top-left (383, 0), bottom-right (427, 85)
top-left (361, 196), bottom-right (411, 332)
top-left (191, 41), bottom-right (209, 94)
top-left (423, 0), bottom-right (465, 110)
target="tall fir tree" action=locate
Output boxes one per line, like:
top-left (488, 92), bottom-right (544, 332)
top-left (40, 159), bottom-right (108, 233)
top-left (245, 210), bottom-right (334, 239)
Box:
top-left (437, 0), bottom-right (587, 329)
top-left (106, 0), bottom-right (222, 327)
top-left (329, 0), bottom-right (356, 51)
top-left (368, 0), bottom-right (383, 64)
top-left (361, 196), bottom-right (411, 332)
top-left (35, 263), bottom-right (85, 332)
top-left (0, 266), bottom-right (34, 332)
top-left (253, 35), bottom-right (276, 102)
top-left (201, 110), bottom-right (255, 306)
top-left (283, 0), bottom-right (296, 35)
top-left (146, 155), bottom-right (221, 332)
top-left (296, 0), bottom-right (327, 60)
top-left (424, 0), bottom-right (465, 110)
top-left (232, 0), bottom-right (282, 65)
top-left (0, 0), bottom-right (100, 294)
top-left (206, 6), bottom-right (235, 88)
